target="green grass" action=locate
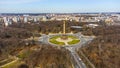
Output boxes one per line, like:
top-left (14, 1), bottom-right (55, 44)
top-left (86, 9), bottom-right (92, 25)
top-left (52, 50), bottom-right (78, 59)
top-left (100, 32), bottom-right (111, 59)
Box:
top-left (1, 59), bottom-right (21, 68)
top-left (50, 36), bottom-right (60, 39)
top-left (68, 39), bottom-right (80, 45)
top-left (0, 59), bottom-right (14, 66)
top-left (49, 35), bottom-right (80, 45)
top-left (68, 35), bottom-right (78, 39)
top-left (17, 50), bottom-right (32, 59)
top-left (49, 39), bottom-right (65, 45)
top-left (49, 36), bottom-right (65, 45)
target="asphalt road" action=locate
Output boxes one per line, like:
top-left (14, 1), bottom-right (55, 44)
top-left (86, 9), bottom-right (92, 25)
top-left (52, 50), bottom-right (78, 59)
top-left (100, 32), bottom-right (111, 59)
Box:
top-left (66, 47), bottom-right (86, 68)
top-left (39, 32), bottom-right (95, 68)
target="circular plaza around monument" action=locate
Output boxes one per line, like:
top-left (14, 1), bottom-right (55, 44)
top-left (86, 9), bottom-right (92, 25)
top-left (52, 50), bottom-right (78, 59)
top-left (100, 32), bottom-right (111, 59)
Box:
top-left (49, 21), bottom-right (80, 46)
top-left (49, 35), bottom-right (80, 46)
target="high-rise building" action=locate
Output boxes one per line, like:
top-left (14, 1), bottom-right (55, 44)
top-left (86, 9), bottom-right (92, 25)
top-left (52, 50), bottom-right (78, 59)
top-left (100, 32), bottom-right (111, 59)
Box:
top-left (23, 15), bottom-right (29, 23)
top-left (12, 16), bottom-right (18, 23)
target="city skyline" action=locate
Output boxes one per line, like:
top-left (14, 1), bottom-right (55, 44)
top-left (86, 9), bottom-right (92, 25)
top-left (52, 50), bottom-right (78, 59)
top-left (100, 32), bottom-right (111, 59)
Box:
top-left (0, 0), bottom-right (120, 13)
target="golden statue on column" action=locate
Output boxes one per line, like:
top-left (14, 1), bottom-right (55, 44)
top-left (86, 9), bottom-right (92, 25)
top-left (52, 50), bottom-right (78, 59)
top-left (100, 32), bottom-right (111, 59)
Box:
top-left (63, 21), bottom-right (66, 34)
top-left (61, 20), bottom-right (68, 40)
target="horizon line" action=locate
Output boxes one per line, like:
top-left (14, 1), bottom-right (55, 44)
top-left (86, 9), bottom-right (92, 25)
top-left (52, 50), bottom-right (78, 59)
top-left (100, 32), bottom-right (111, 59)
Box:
top-left (0, 12), bottom-right (120, 14)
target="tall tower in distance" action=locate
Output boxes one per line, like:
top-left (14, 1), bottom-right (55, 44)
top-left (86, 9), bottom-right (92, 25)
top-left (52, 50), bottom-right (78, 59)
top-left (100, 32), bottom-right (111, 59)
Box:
top-left (63, 21), bottom-right (66, 34)
top-left (61, 20), bottom-right (68, 40)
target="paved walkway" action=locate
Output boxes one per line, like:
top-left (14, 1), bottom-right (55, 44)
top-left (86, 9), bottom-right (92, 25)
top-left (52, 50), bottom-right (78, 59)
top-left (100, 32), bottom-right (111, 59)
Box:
top-left (56, 38), bottom-right (72, 45)
top-left (0, 57), bottom-right (19, 68)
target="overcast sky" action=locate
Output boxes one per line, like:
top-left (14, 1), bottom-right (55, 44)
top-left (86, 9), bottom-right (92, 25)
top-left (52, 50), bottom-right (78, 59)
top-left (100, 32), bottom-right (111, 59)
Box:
top-left (0, 0), bottom-right (120, 13)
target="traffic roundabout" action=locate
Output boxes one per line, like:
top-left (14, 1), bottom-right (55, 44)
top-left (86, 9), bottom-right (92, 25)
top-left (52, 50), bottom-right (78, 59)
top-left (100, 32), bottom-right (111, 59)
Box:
top-left (49, 35), bottom-right (80, 46)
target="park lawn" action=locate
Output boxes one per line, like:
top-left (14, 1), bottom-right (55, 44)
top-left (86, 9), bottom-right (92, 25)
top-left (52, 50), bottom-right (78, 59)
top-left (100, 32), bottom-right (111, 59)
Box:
top-left (17, 49), bottom-right (33, 59)
top-left (50, 36), bottom-right (65, 45)
top-left (68, 35), bottom-right (78, 39)
top-left (68, 39), bottom-right (80, 45)
top-left (0, 59), bottom-right (14, 66)
top-left (1, 59), bottom-right (24, 68)
top-left (49, 39), bottom-right (65, 45)
top-left (49, 35), bottom-right (80, 45)
top-left (50, 36), bottom-right (60, 39)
